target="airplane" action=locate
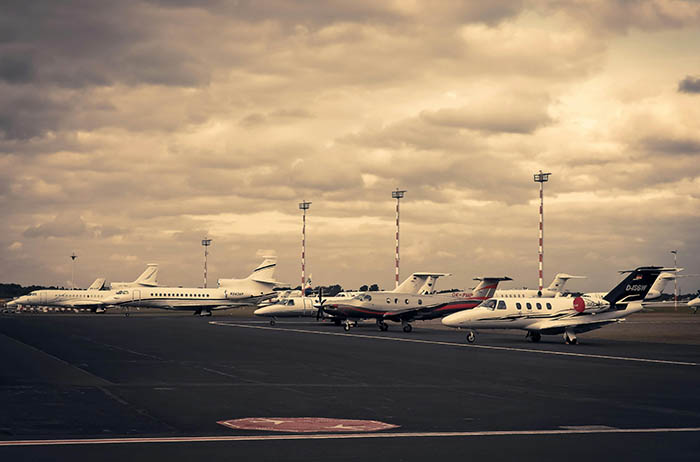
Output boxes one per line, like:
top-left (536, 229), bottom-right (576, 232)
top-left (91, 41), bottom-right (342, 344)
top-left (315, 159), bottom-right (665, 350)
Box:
top-left (441, 266), bottom-right (665, 345)
top-left (494, 273), bottom-right (586, 298)
top-left (101, 257), bottom-right (279, 316)
top-left (314, 276), bottom-right (511, 332)
top-left (253, 272), bottom-right (451, 325)
top-left (5, 264), bottom-right (161, 313)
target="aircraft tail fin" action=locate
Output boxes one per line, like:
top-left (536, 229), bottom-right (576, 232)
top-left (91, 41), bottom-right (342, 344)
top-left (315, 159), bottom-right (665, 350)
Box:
top-left (87, 278), bottom-right (106, 290)
top-left (546, 273), bottom-right (587, 293)
top-left (472, 276), bottom-right (512, 300)
top-left (134, 264), bottom-right (159, 287)
top-left (394, 272), bottom-right (451, 294)
top-left (248, 257), bottom-right (277, 284)
top-left (603, 266), bottom-right (665, 308)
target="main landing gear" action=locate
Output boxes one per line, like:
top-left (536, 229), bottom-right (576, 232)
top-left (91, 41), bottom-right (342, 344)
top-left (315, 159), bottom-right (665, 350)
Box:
top-left (526, 331), bottom-right (541, 343)
top-left (377, 320), bottom-right (389, 331)
top-left (466, 331), bottom-right (476, 343)
top-left (402, 322), bottom-right (413, 333)
top-left (563, 329), bottom-right (578, 345)
top-left (195, 309), bottom-right (212, 317)
top-left (343, 321), bottom-right (358, 331)
top-left (269, 318), bottom-right (276, 326)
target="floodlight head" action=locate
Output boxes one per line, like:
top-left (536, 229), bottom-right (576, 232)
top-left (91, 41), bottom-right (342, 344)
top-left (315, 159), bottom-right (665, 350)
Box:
top-left (533, 170), bottom-right (552, 183)
top-left (201, 238), bottom-right (212, 247)
top-left (392, 189), bottom-right (406, 199)
top-left (670, 250), bottom-right (678, 254)
top-left (70, 252), bottom-right (77, 261)
top-left (299, 200), bottom-right (312, 210)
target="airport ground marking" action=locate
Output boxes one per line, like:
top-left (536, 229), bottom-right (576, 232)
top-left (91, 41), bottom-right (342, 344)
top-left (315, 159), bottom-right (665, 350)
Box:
top-left (209, 322), bottom-right (699, 367)
top-left (3, 427), bottom-right (700, 447)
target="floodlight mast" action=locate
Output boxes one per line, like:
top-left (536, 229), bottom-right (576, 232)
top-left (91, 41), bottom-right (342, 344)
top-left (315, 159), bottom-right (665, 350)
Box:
top-left (202, 238), bottom-right (212, 288)
top-left (70, 252), bottom-right (77, 290)
top-left (299, 201), bottom-right (312, 293)
top-left (671, 250), bottom-right (678, 311)
top-left (533, 170), bottom-right (551, 296)
top-left (392, 189), bottom-right (406, 289)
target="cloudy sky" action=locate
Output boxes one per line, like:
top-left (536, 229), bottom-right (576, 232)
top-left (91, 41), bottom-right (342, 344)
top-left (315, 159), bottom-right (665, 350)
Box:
top-left (1, 0), bottom-right (699, 294)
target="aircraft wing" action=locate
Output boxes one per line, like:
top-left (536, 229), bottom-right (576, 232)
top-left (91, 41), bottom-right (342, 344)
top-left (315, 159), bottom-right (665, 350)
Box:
top-left (382, 307), bottom-right (425, 321)
top-left (526, 317), bottom-right (622, 335)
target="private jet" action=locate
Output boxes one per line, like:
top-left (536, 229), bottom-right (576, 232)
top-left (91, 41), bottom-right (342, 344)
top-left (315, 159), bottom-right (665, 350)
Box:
top-left (442, 266), bottom-right (664, 344)
top-left (101, 257), bottom-right (279, 316)
top-left (494, 273), bottom-right (586, 298)
top-left (5, 264), bottom-right (160, 313)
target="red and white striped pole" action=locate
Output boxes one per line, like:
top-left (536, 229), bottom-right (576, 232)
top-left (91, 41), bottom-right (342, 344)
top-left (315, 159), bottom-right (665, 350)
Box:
top-left (392, 189), bottom-right (406, 289)
top-left (533, 171), bottom-right (551, 296)
top-left (299, 201), bottom-right (311, 290)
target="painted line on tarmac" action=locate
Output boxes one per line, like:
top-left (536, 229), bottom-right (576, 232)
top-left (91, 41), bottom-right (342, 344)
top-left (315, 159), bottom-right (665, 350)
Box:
top-left (2, 427), bottom-right (700, 447)
top-left (210, 322), bottom-right (699, 367)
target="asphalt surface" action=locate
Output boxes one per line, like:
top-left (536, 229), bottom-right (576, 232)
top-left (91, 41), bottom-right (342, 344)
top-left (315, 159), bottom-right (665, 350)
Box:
top-left (1, 311), bottom-right (699, 461)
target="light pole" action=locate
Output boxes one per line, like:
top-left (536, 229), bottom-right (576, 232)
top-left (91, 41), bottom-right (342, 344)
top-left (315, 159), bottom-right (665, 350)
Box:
top-left (299, 201), bottom-right (312, 292)
top-left (202, 238), bottom-right (212, 288)
top-left (533, 171), bottom-right (552, 296)
top-left (671, 250), bottom-right (678, 311)
top-left (70, 252), bottom-right (77, 290)
top-left (392, 188), bottom-right (406, 289)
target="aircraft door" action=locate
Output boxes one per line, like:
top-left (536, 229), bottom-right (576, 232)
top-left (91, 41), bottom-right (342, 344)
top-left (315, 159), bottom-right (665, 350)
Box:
top-left (132, 290), bottom-right (141, 302)
top-left (40, 292), bottom-right (47, 305)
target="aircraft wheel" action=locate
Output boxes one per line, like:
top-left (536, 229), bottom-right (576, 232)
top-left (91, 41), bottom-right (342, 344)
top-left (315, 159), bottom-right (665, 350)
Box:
top-left (269, 319), bottom-right (276, 326)
top-left (403, 324), bottom-right (412, 333)
top-left (530, 332), bottom-right (541, 343)
top-left (125, 312), bottom-right (130, 317)
top-left (466, 331), bottom-right (476, 343)
top-left (381, 323), bottom-right (389, 331)
top-left (344, 323), bottom-right (351, 332)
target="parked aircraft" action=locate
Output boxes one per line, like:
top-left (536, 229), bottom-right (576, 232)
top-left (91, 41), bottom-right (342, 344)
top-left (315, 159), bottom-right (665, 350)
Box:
top-left (102, 258), bottom-right (279, 316)
top-left (315, 276), bottom-right (511, 332)
top-left (494, 273), bottom-right (586, 298)
top-left (254, 272), bottom-right (451, 325)
top-left (5, 264), bottom-right (160, 313)
top-left (441, 266), bottom-right (664, 344)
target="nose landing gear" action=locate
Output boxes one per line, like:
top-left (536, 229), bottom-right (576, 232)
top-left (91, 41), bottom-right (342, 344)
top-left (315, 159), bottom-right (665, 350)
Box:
top-left (466, 330), bottom-right (476, 343)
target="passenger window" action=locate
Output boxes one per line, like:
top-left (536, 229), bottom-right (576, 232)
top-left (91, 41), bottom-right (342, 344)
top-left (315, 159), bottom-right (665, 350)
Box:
top-left (526, 303), bottom-right (532, 310)
top-left (405, 299), bottom-right (409, 304)
top-left (418, 299), bottom-right (422, 305)
top-left (536, 303), bottom-right (542, 310)
top-left (394, 298), bottom-right (398, 304)
top-left (516, 302), bottom-right (522, 310)
top-left (497, 300), bottom-right (506, 310)
top-left (386, 298), bottom-right (391, 303)
top-left (546, 303), bottom-right (552, 310)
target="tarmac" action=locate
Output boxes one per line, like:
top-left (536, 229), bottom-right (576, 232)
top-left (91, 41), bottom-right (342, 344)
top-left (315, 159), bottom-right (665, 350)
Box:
top-left (1, 309), bottom-right (699, 461)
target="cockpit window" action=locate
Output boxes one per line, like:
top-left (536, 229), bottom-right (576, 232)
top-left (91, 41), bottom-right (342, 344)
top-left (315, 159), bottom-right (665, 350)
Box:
top-left (482, 299), bottom-right (497, 310)
top-left (363, 295), bottom-right (372, 302)
top-left (497, 300), bottom-right (506, 310)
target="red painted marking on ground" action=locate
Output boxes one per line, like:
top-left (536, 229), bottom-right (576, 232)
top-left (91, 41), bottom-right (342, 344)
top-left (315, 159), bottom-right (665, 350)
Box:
top-left (218, 417), bottom-right (399, 433)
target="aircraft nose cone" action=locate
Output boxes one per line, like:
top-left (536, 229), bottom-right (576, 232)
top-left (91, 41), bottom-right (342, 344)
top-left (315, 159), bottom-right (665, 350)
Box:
top-left (254, 306), bottom-right (276, 316)
top-left (6, 299), bottom-right (17, 306)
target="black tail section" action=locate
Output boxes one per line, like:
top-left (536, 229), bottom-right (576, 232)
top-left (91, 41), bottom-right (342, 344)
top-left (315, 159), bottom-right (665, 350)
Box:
top-left (603, 266), bottom-right (663, 309)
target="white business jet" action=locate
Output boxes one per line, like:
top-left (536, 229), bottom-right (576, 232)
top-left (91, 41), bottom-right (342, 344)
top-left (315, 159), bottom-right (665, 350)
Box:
top-left (442, 266), bottom-right (665, 344)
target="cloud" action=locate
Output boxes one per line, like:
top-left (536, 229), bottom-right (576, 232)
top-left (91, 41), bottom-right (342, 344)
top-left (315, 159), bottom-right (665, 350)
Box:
top-left (23, 213), bottom-right (89, 239)
top-left (678, 75), bottom-right (700, 94)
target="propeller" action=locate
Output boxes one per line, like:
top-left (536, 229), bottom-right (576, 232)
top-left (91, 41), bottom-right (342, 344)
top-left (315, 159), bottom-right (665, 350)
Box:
top-left (314, 287), bottom-right (326, 320)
